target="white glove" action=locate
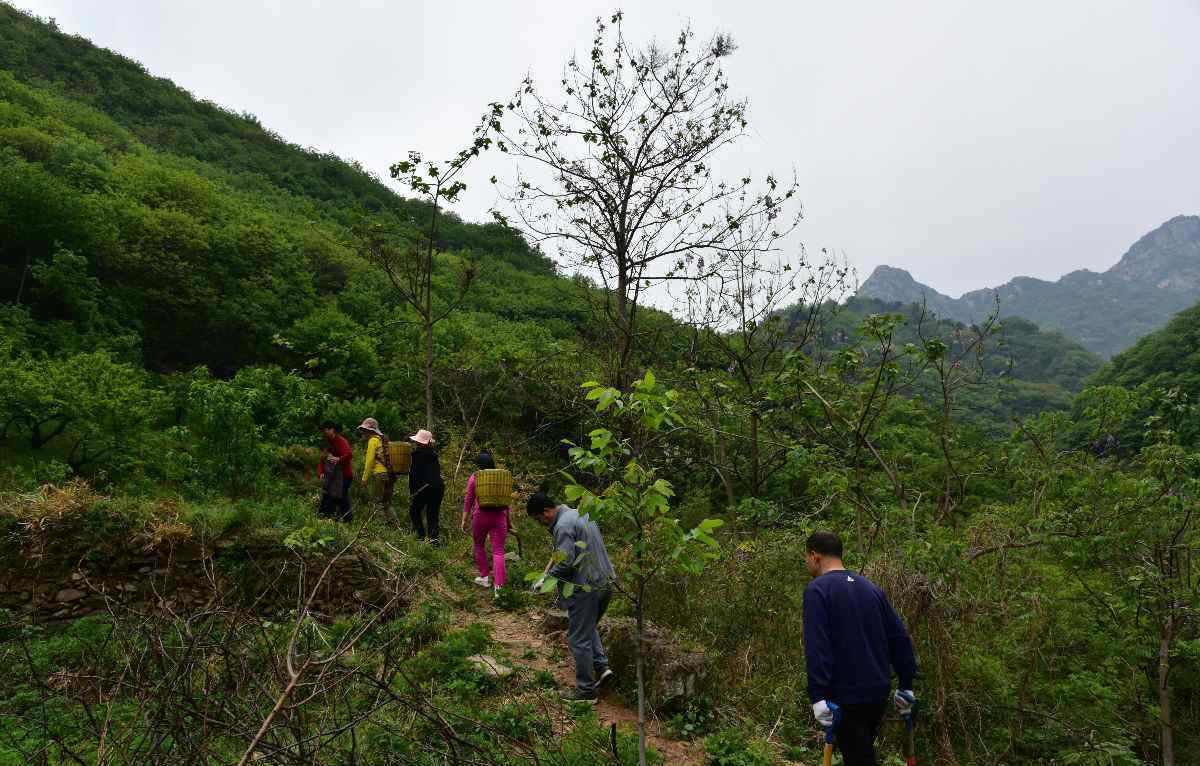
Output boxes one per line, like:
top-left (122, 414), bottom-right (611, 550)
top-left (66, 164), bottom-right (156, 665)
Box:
top-left (530, 576), bottom-right (546, 593)
top-left (894, 689), bottom-right (916, 714)
top-left (812, 700), bottom-right (834, 728)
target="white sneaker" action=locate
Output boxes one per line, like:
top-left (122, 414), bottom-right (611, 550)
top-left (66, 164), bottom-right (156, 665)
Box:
top-left (473, 576), bottom-right (491, 588)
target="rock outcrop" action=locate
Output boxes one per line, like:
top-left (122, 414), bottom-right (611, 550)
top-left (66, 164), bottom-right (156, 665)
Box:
top-left (598, 618), bottom-right (711, 714)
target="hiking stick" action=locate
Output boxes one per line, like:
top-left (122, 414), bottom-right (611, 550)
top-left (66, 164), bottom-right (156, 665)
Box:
top-left (821, 704), bottom-right (842, 766)
top-left (902, 702), bottom-right (918, 766)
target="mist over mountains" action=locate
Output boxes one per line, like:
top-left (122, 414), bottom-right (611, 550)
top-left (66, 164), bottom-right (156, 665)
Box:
top-left (858, 215), bottom-right (1200, 357)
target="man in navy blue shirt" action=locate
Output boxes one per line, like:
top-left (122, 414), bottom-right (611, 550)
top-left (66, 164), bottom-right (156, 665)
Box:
top-left (803, 531), bottom-right (917, 766)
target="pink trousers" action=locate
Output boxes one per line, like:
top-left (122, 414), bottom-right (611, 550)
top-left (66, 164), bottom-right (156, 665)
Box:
top-left (472, 509), bottom-right (509, 587)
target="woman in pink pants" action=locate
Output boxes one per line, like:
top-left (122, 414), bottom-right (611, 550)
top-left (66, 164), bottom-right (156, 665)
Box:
top-left (461, 453), bottom-right (511, 596)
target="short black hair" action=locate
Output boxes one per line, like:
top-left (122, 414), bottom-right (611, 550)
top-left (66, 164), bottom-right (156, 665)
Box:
top-left (475, 452), bottom-right (496, 469)
top-left (526, 492), bottom-right (557, 518)
top-left (806, 531), bottom-right (843, 558)
top-left (320, 420), bottom-right (339, 431)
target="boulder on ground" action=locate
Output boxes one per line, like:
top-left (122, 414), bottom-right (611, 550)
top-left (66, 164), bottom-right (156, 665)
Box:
top-left (598, 617), bottom-right (711, 714)
top-left (540, 607), bottom-right (569, 633)
top-left (467, 654), bottom-right (514, 679)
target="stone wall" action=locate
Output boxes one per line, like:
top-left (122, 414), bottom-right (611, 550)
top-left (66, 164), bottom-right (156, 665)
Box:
top-left (1, 537), bottom-right (402, 623)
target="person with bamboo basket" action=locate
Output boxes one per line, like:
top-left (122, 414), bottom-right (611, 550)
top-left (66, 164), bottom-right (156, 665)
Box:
top-left (461, 452), bottom-right (514, 597)
top-left (357, 418), bottom-right (410, 520)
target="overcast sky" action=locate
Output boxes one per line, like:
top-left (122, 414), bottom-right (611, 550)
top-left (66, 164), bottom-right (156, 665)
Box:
top-left (13, 0), bottom-right (1200, 297)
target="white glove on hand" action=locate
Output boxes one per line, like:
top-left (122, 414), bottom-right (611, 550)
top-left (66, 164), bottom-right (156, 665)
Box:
top-left (894, 689), bottom-right (916, 714)
top-left (812, 700), bottom-right (834, 728)
top-left (530, 576), bottom-right (546, 593)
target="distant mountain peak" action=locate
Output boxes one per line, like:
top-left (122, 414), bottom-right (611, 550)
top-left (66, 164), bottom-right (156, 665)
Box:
top-left (857, 215), bottom-right (1200, 357)
top-left (1108, 215), bottom-right (1200, 289)
top-left (859, 265), bottom-right (955, 311)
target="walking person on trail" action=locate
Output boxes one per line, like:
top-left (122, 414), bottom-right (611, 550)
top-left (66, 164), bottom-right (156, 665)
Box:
top-left (803, 531), bottom-right (918, 766)
top-left (316, 421), bottom-right (353, 523)
top-left (357, 417), bottom-right (397, 518)
top-left (527, 492), bottom-right (616, 704)
top-left (461, 452), bottom-right (513, 598)
top-left (408, 429), bottom-right (444, 544)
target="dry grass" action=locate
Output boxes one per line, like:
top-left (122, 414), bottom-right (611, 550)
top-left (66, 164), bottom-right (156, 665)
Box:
top-left (143, 517), bottom-right (194, 551)
top-left (0, 478), bottom-right (101, 533)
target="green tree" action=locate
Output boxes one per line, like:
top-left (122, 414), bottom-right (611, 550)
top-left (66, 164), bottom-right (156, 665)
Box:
top-left (544, 371), bottom-right (723, 765)
top-left (1048, 387), bottom-right (1200, 765)
top-left (0, 349), bottom-right (164, 474)
top-left (686, 240), bottom-right (849, 501)
top-left (183, 366), bottom-right (326, 493)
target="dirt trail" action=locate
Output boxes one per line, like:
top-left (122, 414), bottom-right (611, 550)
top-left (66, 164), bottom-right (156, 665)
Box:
top-left (447, 567), bottom-right (704, 765)
top-left (484, 601), bottom-right (704, 765)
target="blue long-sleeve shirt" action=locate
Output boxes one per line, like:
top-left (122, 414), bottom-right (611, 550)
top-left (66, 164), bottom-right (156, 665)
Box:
top-left (803, 569), bottom-right (917, 705)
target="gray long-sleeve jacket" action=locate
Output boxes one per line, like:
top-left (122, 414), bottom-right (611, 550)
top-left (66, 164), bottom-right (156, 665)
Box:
top-left (547, 505), bottom-right (615, 589)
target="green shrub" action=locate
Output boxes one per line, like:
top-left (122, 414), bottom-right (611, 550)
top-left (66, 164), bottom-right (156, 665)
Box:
top-left (552, 713), bottom-right (662, 766)
top-left (402, 623), bottom-right (500, 698)
top-left (493, 558), bottom-right (532, 611)
top-left (480, 701), bottom-right (551, 743)
top-left (704, 727), bottom-right (777, 766)
top-left (665, 695), bottom-right (716, 740)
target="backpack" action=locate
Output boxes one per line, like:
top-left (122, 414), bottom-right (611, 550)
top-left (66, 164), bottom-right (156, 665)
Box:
top-left (474, 468), bottom-right (514, 510)
top-left (378, 436), bottom-right (412, 477)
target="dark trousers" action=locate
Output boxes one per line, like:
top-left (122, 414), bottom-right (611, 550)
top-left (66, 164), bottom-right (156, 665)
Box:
top-left (567, 586), bottom-right (611, 694)
top-left (835, 700), bottom-right (887, 766)
top-left (409, 482), bottom-right (444, 541)
top-left (318, 476), bottom-right (353, 522)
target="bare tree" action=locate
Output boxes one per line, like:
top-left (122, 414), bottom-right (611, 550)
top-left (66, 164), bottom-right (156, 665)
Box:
top-left (364, 131), bottom-right (491, 430)
top-left (684, 227), bottom-right (850, 501)
top-left (488, 12), bottom-right (800, 388)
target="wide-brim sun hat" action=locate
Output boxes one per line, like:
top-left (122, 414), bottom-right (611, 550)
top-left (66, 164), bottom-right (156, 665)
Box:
top-left (357, 417), bottom-right (383, 435)
top-left (410, 429), bottom-right (435, 445)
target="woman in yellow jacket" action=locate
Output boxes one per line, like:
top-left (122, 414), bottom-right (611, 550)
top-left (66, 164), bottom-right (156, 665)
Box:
top-left (357, 418), bottom-right (395, 517)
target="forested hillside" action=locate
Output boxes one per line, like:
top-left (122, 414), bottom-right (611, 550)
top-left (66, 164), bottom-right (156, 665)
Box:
top-left (820, 297), bottom-right (1104, 420)
top-left (2, 5), bottom-right (1199, 766)
top-left (1093, 301), bottom-right (1200, 397)
top-left (1085, 301), bottom-right (1200, 446)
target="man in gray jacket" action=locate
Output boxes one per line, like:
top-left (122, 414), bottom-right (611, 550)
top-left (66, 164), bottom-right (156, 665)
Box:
top-left (527, 492), bottom-right (616, 703)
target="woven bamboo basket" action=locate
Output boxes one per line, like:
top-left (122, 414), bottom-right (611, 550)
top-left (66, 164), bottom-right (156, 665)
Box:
top-left (384, 440), bottom-right (412, 474)
top-left (474, 468), bottom-right (513, 509)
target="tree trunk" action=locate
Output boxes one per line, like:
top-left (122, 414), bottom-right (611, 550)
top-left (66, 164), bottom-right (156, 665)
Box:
top-left (1159, 615), bottom-right (1177, 766)
top-left (716, 430), bottom-right (734, 507)
top-left (30, 417), bottom-right (68, 450)
top-left (424, 317), bottom-right (434, 430)
top-left (749, 407), bottom-right (761, 498)
top-left (614, 270), bottom-right (633, 390)
top-left (635, 580), bottom-right (647, 766)
top-left (14, 251), bottom-right (31, 304)
top-left (423, 193), bottom-right (440, 431)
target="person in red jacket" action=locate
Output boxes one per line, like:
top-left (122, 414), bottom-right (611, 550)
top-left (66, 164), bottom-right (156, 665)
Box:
top-left (317, 421), bottom-right (354, 522)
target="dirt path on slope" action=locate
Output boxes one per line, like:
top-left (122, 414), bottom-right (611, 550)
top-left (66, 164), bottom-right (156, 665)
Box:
top-left (461, 585), bottom-right (705, 765)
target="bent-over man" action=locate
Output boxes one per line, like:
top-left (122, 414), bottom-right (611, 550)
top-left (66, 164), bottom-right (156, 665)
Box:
top-left (528, 492), bottom-right (616, 704)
